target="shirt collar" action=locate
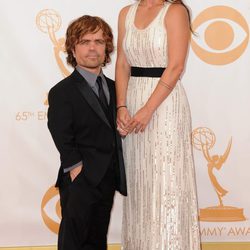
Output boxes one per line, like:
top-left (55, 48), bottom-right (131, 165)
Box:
top-left (76, 66), bottom-right (105, 88)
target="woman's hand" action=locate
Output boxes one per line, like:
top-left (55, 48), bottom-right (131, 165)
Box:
top-left (125, 105), bottom-right (153, 133)
top-left (117, 107), bottom-right (131, 136)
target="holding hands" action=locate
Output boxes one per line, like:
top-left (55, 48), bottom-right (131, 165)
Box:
top-left (117, 106), bottom-right (131, 136)
top-left (117, 105), bottom-right (153, 136)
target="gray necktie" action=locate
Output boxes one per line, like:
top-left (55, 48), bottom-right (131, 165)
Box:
top-left (96, 76), bottom-right (108, 110)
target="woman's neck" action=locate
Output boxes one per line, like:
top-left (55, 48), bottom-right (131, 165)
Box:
top-left (139, 0), bottom-right (165, 7)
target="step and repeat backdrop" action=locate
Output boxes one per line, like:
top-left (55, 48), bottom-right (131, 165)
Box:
top-left (1, 0), bottom-right (249, 249)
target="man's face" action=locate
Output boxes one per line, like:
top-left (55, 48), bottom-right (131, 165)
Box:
top-left (73, 29), bottom-right (106, 74)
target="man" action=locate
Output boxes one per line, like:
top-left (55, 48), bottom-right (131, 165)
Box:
top-left (47, 15), bottom-right (127, 250)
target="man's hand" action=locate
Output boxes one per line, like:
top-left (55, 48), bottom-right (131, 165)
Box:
top-left (70, 165), bottom-right (83, 181)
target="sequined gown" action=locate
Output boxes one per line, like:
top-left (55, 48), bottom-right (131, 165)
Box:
top-left (121, 2), bottom-right (200, 250)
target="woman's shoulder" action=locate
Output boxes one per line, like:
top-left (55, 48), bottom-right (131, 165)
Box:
top-left (119, 4), bottom-right (133, 18)
top-left (165, 2), bottom-right (189, 25)
top-left (167, 3), bottom-right (189, 17)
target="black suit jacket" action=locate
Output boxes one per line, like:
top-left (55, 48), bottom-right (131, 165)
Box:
top-left (47, 69), bottom-right (127, 196)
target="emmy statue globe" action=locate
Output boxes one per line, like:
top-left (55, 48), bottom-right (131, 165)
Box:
top-left (192, 127), bottom-right (246, 222)
top-left (36, 9), bottom-right (70, 78)
top-left (36, 9), bottom-right (70, 105)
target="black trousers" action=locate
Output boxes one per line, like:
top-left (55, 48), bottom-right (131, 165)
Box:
top-left (58, 165), bottom-right (116, 250)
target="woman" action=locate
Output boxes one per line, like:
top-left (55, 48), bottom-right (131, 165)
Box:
top-left (115, 0), bottom-right (200, 249)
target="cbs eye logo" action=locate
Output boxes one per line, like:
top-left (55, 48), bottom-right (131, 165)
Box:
top-left (41, 186), bottom-right (61, 234)
top-left (191, 6), bottom-right (249, 65)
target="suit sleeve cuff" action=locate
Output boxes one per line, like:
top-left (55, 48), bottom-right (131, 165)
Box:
top-left (64, 161), bottom-right (83, 173)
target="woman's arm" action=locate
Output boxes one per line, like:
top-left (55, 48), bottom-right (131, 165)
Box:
top-left (126, 3), bottom-right (190, 133)
top-left (115, 6), bottom-right (131, 133)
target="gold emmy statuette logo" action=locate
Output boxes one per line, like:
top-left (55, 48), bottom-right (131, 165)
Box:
top-left (36, 9), bottom-right (70, 105)
top-left (41, 185), bottom-right (61, 234)
top-left (191, 6), bottom-right (249, 65)
top-left (192, 127), bottom-right (246, 222)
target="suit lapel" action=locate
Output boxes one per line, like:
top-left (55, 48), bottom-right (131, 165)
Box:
top-left (72, 70), bottom-right (112, 129)
top-left (105, 76), bottom-right (117, 126)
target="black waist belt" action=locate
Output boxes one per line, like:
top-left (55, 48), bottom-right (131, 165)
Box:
top-left (130, 67), bottom-right (165, 77)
